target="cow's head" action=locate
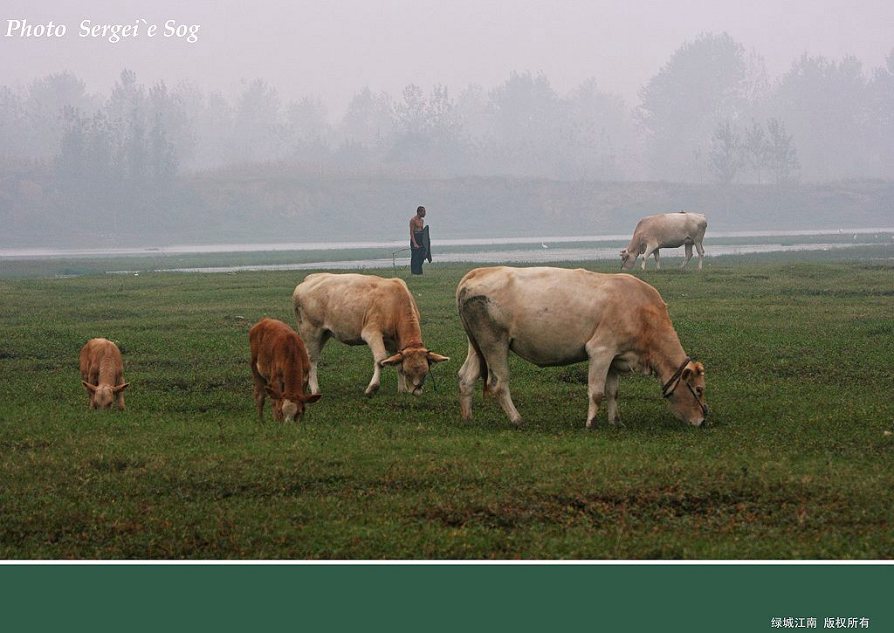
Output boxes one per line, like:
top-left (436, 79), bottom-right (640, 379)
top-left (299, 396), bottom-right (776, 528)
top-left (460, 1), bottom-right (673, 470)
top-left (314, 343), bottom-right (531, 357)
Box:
top-left (380, 347), bottom-right (450, 395)
top-left (619, 248), bottom-right (636, 270)
top-left (83, 381), bottom-right (128, 409)
top-left (265, 385), bottom-right (322, 423)
top-left (663, 361), bottom-right (708, 426)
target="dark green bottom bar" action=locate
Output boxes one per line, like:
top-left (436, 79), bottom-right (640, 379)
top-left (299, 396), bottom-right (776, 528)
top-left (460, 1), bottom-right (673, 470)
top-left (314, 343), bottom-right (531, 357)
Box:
top-left (1, 565), bottom-right (890, 632)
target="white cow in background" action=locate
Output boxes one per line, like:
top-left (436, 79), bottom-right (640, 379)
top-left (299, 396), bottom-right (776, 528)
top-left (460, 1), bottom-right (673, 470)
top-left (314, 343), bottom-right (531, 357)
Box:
top-left (620, 211), bottom-right (707, 271)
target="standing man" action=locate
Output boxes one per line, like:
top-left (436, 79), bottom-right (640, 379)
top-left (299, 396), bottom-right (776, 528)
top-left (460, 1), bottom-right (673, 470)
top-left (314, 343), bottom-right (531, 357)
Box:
top-left (409, 205), bottom-right (430, 275)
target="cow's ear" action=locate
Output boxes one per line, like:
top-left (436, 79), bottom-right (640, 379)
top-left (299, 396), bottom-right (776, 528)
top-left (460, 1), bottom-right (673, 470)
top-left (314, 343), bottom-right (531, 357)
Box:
top-left (379, 353), bottom-right (403, 367)
top-left (426, 352), bottom-right (450, 364)
top-left (302, 393), bottom-right (322, 404)
top-left (113, 382), bottom-right (129, 393)
top-left (82, 381), bottom-right (97, 393)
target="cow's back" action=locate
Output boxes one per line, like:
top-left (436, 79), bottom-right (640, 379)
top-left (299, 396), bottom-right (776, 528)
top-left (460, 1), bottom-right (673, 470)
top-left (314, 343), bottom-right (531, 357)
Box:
top-left (632, 212), bottom-right (706, 248)
top-left (80, 338), bottom-right (121, 372)
top-left (250, 318), bottom-right (309, 382)
top-left (293, 273), bottom-right (416, 342)
top-left (458, 266), bottom-right (670, 366)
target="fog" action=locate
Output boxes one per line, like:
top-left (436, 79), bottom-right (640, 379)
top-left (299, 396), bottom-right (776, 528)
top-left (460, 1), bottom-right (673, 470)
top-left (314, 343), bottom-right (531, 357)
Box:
top-left (1, 1), bottom-right (893, 247)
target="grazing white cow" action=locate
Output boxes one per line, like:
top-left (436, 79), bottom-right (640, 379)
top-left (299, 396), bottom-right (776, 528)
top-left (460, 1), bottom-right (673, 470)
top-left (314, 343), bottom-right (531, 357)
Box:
top-left (293, 273), bottom-right (449, 396)
top-left (249, 318), bottom-right (321, 423)
top-left (620, 211), bottom-right (707, 271)
top-left (456, 266), bottom-right (709, 427)
top-left (79, 338), bottom-right (129, 410)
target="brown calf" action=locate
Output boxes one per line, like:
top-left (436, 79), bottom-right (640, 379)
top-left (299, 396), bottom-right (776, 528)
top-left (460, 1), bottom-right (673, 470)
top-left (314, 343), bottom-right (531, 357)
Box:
top-left (249, 318), bottom-right (321, 422)
top-left (79, 338), bottom-right (129, 410)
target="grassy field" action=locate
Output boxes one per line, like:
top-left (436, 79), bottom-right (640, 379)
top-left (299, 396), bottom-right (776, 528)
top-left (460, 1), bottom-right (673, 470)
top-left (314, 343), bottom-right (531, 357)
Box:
top-left (1, 248), bottom-right (892, 559)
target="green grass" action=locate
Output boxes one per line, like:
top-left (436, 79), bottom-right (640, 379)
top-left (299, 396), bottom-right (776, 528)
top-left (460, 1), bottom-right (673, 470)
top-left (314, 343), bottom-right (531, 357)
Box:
top-left (1, 249), bottom-right (893, 559)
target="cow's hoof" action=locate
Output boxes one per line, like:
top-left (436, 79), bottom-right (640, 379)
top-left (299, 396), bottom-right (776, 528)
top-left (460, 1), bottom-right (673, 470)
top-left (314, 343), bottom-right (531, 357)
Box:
top-left (364, 385), bottom-right (380, 397)
top-left (586, 418), bottom-right (597, 429)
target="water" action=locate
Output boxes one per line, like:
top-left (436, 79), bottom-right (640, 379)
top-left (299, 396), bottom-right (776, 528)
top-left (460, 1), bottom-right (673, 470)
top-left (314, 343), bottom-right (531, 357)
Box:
top-left (2, 227), bottom-right (892, 259)
top-left (2, 229), bottom-right (891, 274)
top-left (113, 241), bottom-right (886, 274)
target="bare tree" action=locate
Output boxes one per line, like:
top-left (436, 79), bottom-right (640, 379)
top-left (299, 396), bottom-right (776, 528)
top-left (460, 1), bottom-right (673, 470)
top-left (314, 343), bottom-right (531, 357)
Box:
top-left (743, 119), bottom-right (768, 183)
top-left (765, 118), bottom-right (799, 185)
top-left (709, 119), bottom-right (744, 184)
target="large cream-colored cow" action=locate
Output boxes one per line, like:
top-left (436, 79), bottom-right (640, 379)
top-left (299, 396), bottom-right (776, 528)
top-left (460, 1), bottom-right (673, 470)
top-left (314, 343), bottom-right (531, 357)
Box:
top-left (456, 266), bottom-right (709, 427)
top-left (293, 273), bottom-right (449, 396)
top-left (620, 211), bottom-right (707, 270)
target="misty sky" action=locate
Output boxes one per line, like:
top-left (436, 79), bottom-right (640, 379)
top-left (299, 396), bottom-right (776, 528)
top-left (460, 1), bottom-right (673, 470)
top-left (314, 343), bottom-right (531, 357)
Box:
top-left (2, 0), bottom-right (893, 115)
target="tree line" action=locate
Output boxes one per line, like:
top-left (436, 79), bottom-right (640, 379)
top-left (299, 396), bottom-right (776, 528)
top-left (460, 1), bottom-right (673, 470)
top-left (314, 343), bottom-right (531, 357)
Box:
top-left (1, 32), bottom-right (893, 185)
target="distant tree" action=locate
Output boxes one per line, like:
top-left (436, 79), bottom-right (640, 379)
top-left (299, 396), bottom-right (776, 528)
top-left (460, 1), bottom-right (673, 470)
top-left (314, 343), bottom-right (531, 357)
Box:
top-left (56, 110), bottom-right (117, 228)
top-left (24, 71), bottom-right (96, 159)
top-left (709, 119), bottom-right (744, 184)
top-left (0, 86), bottom-right (25, 161)
top-left (148, 113), bottom-right (178, 181)
top-left (865, 49), bottom-right (894, 178)
top-left (425, 84), bottom-right (461, 148)
top-left (454, 83), bottom-right (489, 141)
top-left (389, 83), bottom-right (463, 173)
top-left (191, 89), bottom-right (232, 170)
top-left (339, 87), bottom-right (394, 149)
top-left (743, 119), bottom-right (768, 183)
top-left (765, 118), bottom-right (799, 185)
top-left (394, 83), bottom-right (428, 140)
top-left (558, 79), bottom-right (634, 180)
top-left (107, 69), bottom-right (144, 131)
top-left (770, 54), bottom-right (867, 180)
top-left (285, 96), bottom-right (331, 148)
top-left (638, 32), bottom-right (759, 181)
top-left (147, 81), bottom-right (194, 168)
top-left (229, 79), bottom-right (284, 163)
top-left (105, 69), bottom-right (146, 181)
top-left (487, 71), bottom-right (561, 176)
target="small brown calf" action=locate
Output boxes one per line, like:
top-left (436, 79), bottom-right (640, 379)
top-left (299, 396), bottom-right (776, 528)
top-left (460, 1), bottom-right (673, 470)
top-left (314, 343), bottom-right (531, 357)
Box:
top-left (80, 338), bottom-right (129, 410)
top-left (249, 318), bottom-right (321, 422)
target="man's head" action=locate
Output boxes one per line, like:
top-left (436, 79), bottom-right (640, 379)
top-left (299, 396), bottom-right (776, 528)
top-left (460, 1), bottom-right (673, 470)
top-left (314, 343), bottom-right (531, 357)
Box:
top-left (416, 206), bottom-right (426, 218)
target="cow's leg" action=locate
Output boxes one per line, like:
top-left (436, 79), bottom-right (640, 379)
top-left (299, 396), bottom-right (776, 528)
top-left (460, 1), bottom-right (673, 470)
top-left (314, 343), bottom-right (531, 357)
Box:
top-left (653, 249), bottom-right (661, 270)
top-left (605, 369), bottom-right (622, 426)
top-left (396, 362), bottom-right (408, 393)
top-left (458, 297), bottom-right (520, 424)
top-left (81, 369), bottom-right (94, 406)
top-left (487, 347), bottom-right (522, 425)
top-left (695, 240), bottom-right (705, 271)
top-left (301, 330), bottom-right (328, 395)
top-left (641, 243), bottom-right (657, 270)
top-left (458, 340), bottom-right (482, 420)
top-left (251, 363), bottom-right (267, 421)
top-left (585, 343), bottom-right (614, 428)
top-left (682, 243), bottom-right (693, 269)
top-left (467, 333), bottom-right (520, 424)
top-left (361, 330), bottom-right (387, 396)
top-left (114, 370), bottom-right (126, 411)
